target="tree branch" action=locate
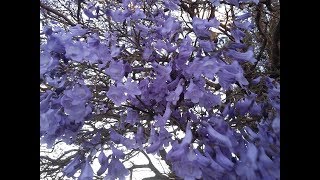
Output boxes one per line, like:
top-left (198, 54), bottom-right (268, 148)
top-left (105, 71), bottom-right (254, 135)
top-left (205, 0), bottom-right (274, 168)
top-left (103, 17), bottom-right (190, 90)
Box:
top-left (40, 2), bottom-right (76, 26)
top-left (140, 151), bottom-right (169, 179)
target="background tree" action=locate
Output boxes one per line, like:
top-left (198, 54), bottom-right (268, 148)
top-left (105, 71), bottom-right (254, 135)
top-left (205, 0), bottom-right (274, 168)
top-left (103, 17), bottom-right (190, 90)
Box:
top-left (40, 0), bottom-right (280, 179)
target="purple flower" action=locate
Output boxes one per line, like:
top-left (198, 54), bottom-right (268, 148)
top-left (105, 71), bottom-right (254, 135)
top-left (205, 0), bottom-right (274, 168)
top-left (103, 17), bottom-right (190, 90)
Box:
top-left (231, 29), bottom-right (246, 43)
top-left (218, 61), bottom-right (249, 89)
top-left (166, 78), bottom-right (184, 105)
top-left (209, 0), bottom-right (220, 6)
top-left (122, 79), bottom-right (142, 96)
top-left (240, 0), bottom-right (259, 4)
top-left (112, 146), bottom-right (125, 159)
top-left (203, 122), bottom-right (232, 147)
top-left (227, 0), bottom-right (239, 7)
top-left (192, 17), bottom-right (219, 38)
top-left (109, 129), bottom-right (125, 144)
top-left (63, 84), bottom-right (92, 104)
top-left (131, 9), bottom-right (146, 20)
top-left (214, 146), bottom-right (234, 171)
top-left (250, 102), bottom-right (261, 115)
top-left (105, 60), bottom-right (125, 82)
top-left (167, 123), bottom-right (192, 161)
top-left (64, 104), bottom-right (91, 122)
top-left (135, 126), bottom-right (146, 146)
top-left (146, 128), bottom-right (162, 154)
top-left (152, 62), bottom-right (172, 82)
top-left (236, 97), bottom-right (253, 115)
top-left (257, 148), bottom-right (279, 179)
top-left (185, 58), bottom-right (202, 79)
top-left (83, 8), bottom-right (96, 18)
top-left (143, 47), bottom-right (153, 60)
top-left (97, 150), bottom-right (110, 176)
top-left (125, 109), bottom-right (139, 124)
top-left (172, 158), bottom-right (202, 180)
top-left (146, 140), bottom-right (162, 154)
top-left (235, 12), bottom-right (252, 20)
top-left (203, 57), bottom-right (222, 78)
top-left (234, 20), bottom-right (252, 30)
top-left (194, 149), bottom-right (211, 167)
top-left (40, 92), bottom-right (53, 113)
top-left (40, 52), bottom-right (58, 75)
top-left (154, 102), bottom-right (171, 127)
top-left (199, 40), bottom-right (215, 52)
top-left (40, 109), bottom-right (60, 133)
top-left (105, 158), bottom-right (129, 180)
top-left (78, 159), bottom-right (93, 180)
top-left (69, 24), bottom-right (87, 36)
top-left (185, 79), bottom-right (204, 103)
top-left (217, 70), bottom-right (237, 89)
top-left (163, 0), bottom-right (180, 10)
top-left (199, 91), bottom-right (221, 109)
top-left (110, 45), bottom-right (120, 57)
top-left (182, 122), bottom-right (193, 145)
top-left (178, 36), bottom-right (194, 59)
top-left (251, 76), bottom-right (261, 84)
top-left (272, 116), bottom-right (280, 134)
top-left (111, 9), bottom-right (126, 23)
top-left (106, 85), bottom-right (127, 106)
top-left (226, 47), bottom-right (257, 64)
top-left (63, 154), bottom-right (83, 177)
top-left (160, 17), bottom-right (180, 36)
top-left (66, 42), bottom-right (90, 62)
top-left (154, 40), bottom-right (167, 51)
top-left (45, 75), bottom-right (66, 88)
top-left (247, 143), bottom-right (258, 167)
top-left (61, 85), bottom-right (92, 121)
top-left (44, 36), bottom-right (65, 53)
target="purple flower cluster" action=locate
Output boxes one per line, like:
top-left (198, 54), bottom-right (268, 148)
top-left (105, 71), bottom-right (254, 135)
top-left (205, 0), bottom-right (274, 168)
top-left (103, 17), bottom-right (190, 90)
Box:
top-left (40, 0), bottom-right (280, 179)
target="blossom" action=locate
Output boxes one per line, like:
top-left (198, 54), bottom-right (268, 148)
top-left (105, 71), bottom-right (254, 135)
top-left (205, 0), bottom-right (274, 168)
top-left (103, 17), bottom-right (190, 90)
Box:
top-left (78, 159), bottom-right (93, 180)
top-left (63, 154), bottom-right (83, 177)
top-left (131, 9), bottom-right (146, 20)
top-left (234, 20), bottom-right (252, 30)
top-left (192, 17), bottom-right (220, 38)
top-left (123, 79), bottom-right (142, 96)
top-left (214, 146), bottom-right (234, 171)
top-left (111, 9), bottom-right (127, 23)
top-left (65, 42), bottom-right (90, 62)
top-left (185, 79), bottom-right (204, 103)
top-left (61, 85), bottom-right (92, 121)
top-left (231, 29), bottom-right (246, 43)
top-left (227, 0), bottom-right (239, 7)
top-left (135, 126), bottom-right (146, 146)
top-left (112, 146), bottom-right (125, 159)
top-left (154, 102), bottom-right (171, 127)
top-left (159, 17), bottom-right (180, 36)
top-left (97, 150), bottom-right (110, 176)
top-left (69, 24), bottom-right (87, 36)
top-left (199, 40), bottom-right (215, 52)
top-left (125, 109), bottom-right (139, 124)
top-left (105, 60), bottom-right (125, 82)
top-left (226, 47), bottom-right (257, 64)
top-left (40, 52), bottom-right (58, 75)
top-left (199, 91), bottom-right (221, 109)
top-left (166, 78), bottom-right (184, 105)
top-left (104, 158), bottom-right (129, 180)
top-left (203, 122), bottom-right (233, 147)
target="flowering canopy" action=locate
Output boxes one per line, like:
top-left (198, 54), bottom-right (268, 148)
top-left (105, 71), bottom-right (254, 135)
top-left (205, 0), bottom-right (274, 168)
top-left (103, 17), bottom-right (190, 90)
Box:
top-left (40, 0), bottom-right (280, 179)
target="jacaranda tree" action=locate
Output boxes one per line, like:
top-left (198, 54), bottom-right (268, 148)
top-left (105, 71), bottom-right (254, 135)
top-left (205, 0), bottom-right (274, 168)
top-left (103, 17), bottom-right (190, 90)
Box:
top-left (40, 0), bottom-right (280, 179)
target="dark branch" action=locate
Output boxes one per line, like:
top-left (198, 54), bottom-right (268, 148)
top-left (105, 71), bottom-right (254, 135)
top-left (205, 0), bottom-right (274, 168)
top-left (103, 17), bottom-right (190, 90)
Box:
top-left (40, 2), bottom-right (76, 26)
